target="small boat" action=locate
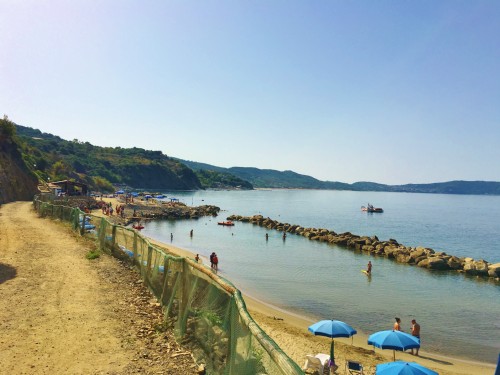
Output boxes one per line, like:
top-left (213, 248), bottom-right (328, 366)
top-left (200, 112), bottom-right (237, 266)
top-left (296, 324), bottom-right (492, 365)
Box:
top-left (218, 221), bottom-right (235, 226)
top-left (361, 203), bottom-right (384, 213)
top-left (132, 223), bottom-right (145, 230)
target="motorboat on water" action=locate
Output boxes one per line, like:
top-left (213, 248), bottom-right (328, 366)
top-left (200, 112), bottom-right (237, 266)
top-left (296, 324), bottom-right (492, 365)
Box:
top-left (218, 221), bottom-right (235, 226)
top-left (361, 203), bottom-right (384, 213)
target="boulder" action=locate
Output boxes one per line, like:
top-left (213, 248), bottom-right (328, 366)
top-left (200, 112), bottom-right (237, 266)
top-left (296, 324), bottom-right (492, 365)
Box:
top-left (418, 257), bottom-right (450, 270)
top-left (396, 253), bottom-right (412, 263)
top-left (487, 263), bottom-right (500, 277)
top-left (362, 245), bottom-right (375, 252)
top-left (447, 256), bottom-right (462, 270)
top-left (384, 246), bottom-right (398, 259)
top-left (473, 260), bottom-right (489, 275)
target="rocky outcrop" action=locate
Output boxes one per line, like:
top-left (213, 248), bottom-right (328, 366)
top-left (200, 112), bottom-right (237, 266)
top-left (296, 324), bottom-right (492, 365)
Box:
top-left (0, 138), bottom-right (38, 204)
top-left (226, 214), bottom-right (500, 282)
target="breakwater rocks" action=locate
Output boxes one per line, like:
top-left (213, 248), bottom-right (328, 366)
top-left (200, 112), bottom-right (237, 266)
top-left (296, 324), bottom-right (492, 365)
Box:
top-left (227, 214), bottom-right (500, 281)
top-left (129, 202), bottom-right (220, 220)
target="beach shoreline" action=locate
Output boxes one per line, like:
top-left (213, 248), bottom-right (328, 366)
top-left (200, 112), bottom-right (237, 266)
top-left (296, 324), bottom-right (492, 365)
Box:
top-left (94, 197), bottom-right (496, 374)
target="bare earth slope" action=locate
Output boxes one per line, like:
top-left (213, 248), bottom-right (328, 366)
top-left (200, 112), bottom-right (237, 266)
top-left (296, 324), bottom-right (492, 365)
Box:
top-left (0, 202), bottom-right (195, 375)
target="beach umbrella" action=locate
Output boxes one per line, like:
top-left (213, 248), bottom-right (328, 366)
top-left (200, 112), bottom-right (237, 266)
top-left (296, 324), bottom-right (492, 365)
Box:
top-left (495, 353), bottom-right (500, 375)
top-left (144, 194), bottom-right (152, 198)
top-left (308, 320), bottom-right (357, 366)
top-left (376, 361), bottom-right (438, 375)
top-left (115, 190), bottom-right (125, 194)
top-left (368, 330), bottom-right (420, 361)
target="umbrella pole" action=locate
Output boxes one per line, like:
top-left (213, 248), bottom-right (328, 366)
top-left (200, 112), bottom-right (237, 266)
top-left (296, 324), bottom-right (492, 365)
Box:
top-left (393, 349), bottom-right (395, 361)
top-left (330, 339), bottom-right (335, 364)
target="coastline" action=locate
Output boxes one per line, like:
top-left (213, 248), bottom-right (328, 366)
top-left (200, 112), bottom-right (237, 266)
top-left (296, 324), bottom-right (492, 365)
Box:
top-left (149, 237), bottom-right (496, 374)
top-left (93, 197), bottom-right (495, 374)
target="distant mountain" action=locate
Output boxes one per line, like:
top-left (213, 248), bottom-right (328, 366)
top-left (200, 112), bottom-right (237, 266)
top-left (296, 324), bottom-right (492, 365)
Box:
top-left (11, 123), bottom-right (500, 196)
top-left (178, 159), bottom-right (500, 195)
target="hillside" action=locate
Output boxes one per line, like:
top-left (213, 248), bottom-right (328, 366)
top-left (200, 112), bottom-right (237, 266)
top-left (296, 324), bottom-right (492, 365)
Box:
top-left (16, 125), bottom-right (202, 192)
top-left (178, 159), bottom-right (500, 195)
top-left (0, 118), bottom-right (39, 203)
top-left (10, 123), bottom-right (500, 196)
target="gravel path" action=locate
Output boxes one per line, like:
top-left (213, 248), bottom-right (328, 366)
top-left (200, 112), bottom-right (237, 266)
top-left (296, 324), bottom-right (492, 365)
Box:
top-left (0, 201), bottom-right (197, 375)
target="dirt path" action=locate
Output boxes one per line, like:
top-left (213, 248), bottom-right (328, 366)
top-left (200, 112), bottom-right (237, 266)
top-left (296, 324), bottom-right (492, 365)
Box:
top-left (0, 202), bottom-right (196, 375)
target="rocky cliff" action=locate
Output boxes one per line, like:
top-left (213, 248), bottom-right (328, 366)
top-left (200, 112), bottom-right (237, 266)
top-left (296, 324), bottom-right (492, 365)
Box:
top-left (0, 122), bottom-right (39, 204)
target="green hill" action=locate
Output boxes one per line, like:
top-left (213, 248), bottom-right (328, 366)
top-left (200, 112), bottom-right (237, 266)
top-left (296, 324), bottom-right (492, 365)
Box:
top-left (12, 123), bottom-right (500, 196)
top-left (16, 125), bottom-right (202, 192)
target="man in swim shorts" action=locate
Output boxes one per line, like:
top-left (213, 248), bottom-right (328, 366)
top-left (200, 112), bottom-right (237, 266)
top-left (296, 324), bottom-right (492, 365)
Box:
top-left (411, 319), bottom-right (421, 355)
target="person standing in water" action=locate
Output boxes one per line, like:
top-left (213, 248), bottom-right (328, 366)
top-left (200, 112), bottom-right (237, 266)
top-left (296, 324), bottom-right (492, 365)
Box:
top-left (367, 261), bottom-right (372, 275)
top-left (394, 317), bottom-right (402, 331)
top-left (411, 319), bottom-right (421, 356)
top-left (212, 253), bottom-right (219, 272)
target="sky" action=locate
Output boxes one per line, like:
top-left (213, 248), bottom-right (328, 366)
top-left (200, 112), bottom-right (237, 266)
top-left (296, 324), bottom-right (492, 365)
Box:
top-left (1, 1), bottom-right (499, 185)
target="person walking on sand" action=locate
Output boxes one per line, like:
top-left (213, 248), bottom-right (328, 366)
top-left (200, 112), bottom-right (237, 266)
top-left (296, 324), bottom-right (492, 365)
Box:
top-left (394, 317), bottom-right (402, 331)
top-left (411, 319), bottom-right (421, 355)
top-left (195, 254), bottom-right (200, 263)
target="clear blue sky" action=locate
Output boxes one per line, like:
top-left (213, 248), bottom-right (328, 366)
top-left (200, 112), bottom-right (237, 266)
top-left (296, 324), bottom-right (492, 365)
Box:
top-left (1, 1), bottom-right (499, 184)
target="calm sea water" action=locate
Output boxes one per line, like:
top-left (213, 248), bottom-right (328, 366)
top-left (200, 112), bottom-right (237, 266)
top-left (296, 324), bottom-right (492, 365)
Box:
top-left (140, 190), bottom-right (500, 364)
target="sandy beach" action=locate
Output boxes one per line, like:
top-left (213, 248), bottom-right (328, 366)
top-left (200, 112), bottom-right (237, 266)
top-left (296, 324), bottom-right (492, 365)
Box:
top-left (95, 196), bottom-right (496, 375)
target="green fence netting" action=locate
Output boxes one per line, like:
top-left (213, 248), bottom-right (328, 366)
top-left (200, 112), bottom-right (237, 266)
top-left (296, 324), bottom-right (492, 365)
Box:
top-left (33, 196), bottom-right (303, 375)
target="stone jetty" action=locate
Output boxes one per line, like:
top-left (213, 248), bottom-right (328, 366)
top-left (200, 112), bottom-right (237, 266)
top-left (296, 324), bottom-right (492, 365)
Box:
top-left (227, 214), bottom-right (500, 281)
top-left (128, 202), bottom-right (220, 220)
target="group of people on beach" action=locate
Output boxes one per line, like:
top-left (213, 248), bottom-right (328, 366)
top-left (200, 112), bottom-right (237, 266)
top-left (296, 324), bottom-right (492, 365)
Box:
top-left (100, 202), bottom-right (125, 217)
top-left (394, 317), bottom-right (421, 355)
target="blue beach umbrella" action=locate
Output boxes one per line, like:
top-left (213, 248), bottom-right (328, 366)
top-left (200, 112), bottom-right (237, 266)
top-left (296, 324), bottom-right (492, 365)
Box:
top-left (376, 361), bottom-right (438, 375)
top-left (115, 190), bottom-right (125, 194)
top-left (308, 320), bottom-right (357, 366)
top-left (495, 353), bottom-right (500, 375)
top-left (368, 330), bottom-right (420, 361)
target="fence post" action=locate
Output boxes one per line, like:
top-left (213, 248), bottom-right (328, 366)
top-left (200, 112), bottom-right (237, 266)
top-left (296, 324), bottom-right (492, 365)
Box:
top-left (80, 214), bottom-right (86, 236)
top-left (133, 232), bottom-right (138, 266)
top-left (111, 225), bottom-right (117, 254)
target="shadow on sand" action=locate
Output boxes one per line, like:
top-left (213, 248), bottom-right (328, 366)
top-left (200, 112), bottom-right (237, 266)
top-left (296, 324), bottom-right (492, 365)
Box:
top-left (415, 354), bottom-right (453, 366)
top-left (0, 263), bottom-right (17, 284)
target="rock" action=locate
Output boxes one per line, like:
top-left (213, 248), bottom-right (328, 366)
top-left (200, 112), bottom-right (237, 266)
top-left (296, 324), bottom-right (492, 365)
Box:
top-left (487, 263), bottom-right (500, 277)
top-left (396, 253), bottom-right (412, 263)
top-left (472, 260), bottom-right (489, 275)
top-left (447, 256), bottom-right (462, 270)
top-left (418, 257), bottom-right (450, 270)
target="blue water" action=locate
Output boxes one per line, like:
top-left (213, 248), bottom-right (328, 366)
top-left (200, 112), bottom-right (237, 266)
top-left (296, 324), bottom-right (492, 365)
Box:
top-left (141, 190), bottom-right (500, 364)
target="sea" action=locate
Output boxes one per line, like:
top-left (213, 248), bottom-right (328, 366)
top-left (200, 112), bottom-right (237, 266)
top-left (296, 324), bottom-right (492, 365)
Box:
top-left (138, 189), bottom-right (500, 364)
